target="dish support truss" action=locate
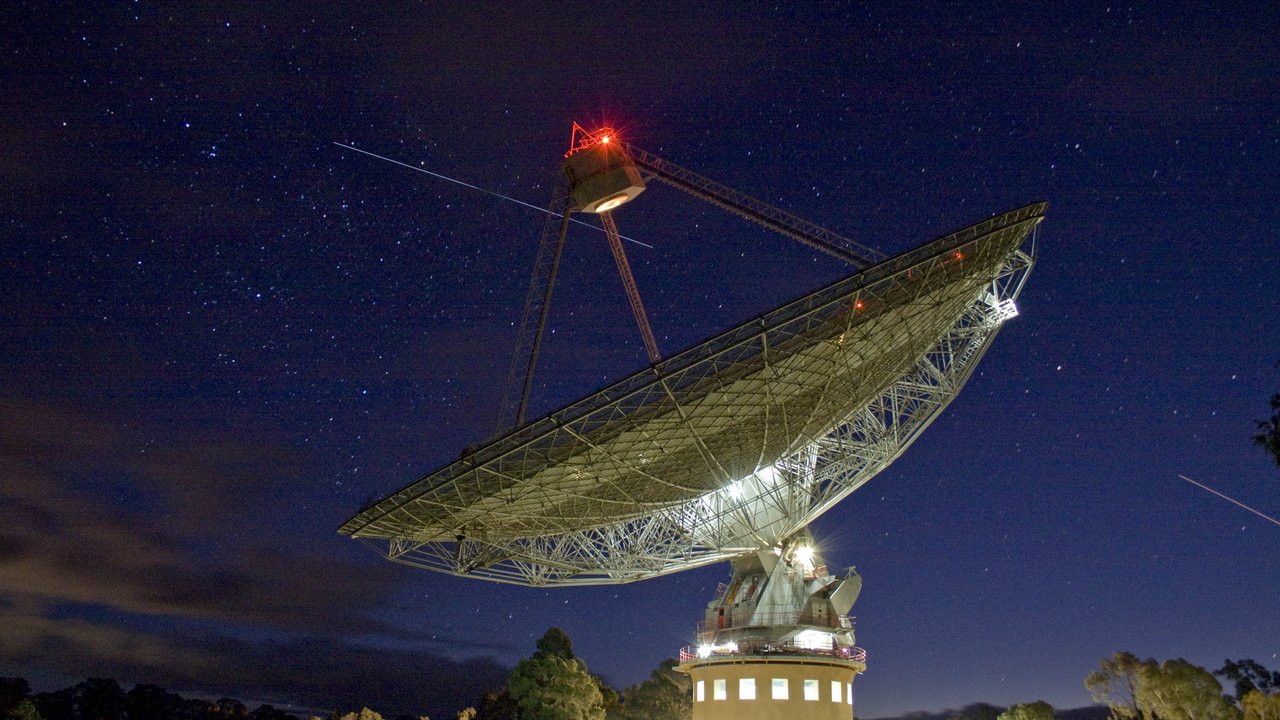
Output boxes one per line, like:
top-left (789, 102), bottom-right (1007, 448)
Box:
top-left (356, 227), bottom-right (1037, 586)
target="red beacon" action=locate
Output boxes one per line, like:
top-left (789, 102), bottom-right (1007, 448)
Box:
top-left (562, 123), bottom-right (646, 214)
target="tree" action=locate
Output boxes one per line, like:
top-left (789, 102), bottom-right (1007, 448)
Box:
top-left (608, 659), bottom-right (690, 720)
top-left (32, 688), bottom-right (73, 720)
top-left (334, 709), bottom-right (383, 720)
top-left (474, 691), bottom-right (517, 720)
top-left (1217, 660), bottom-right (1280, 703)
top-left (125, 684), bottom-right (188, 720)
top-left (248, 707), bottom-right (299, 720)
top-left (1, 679), bottom-right (33, 717)
top-left (508, 629), bottom-right (606, 720)
top-left (1242, 691), bottom-right (1280, 720)
top-left (73, 680), bottom-right (127, 720)
top-left (952, 704), bottom-right (1005, 720)
top-left (536, 628), bottom-right (576, 661)
top-left (1087, 653), bottom-right (1239, 720)
top-left (206, 699), bottom-right (249, 720)
top-left (455, 710), bottom-right (477, 720)
top-left (1255, 379), bottom-right (1280, 468)
top-left (6, 700), bottom-right (44, 720)
top-left (1135, 659), bottom-right (1238, 720)
top-left (1088, 652), bottom-right (1148, 720)
top-left (998, 702), bottom-right (1055, 720)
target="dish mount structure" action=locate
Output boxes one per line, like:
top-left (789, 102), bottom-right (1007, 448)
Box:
top-left (340, 123), bottom-right (1043, 716)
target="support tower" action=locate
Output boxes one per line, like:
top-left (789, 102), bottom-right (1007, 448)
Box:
top-left (680, 531), bottom-right (865, 719)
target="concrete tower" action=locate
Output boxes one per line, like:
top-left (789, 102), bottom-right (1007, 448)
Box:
top-left (680, 532), bottom-right (866, 720)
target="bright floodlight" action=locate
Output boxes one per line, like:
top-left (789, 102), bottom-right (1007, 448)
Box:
top-left (340, 202), bottom-right (1043, 586)
top-left (793, 545), bottom-right (814, 569)
top-left (593, 193), bottom-right (630, 213)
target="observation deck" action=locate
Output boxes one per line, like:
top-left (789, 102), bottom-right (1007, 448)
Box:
top-left (679, 639), bottom-right (867, 666)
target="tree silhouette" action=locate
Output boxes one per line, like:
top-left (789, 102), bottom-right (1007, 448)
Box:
top-left (508, 629), bottom-right (605, 720)
top-left (998, 702), bottom-right (1055, 720)
top-left (1255, 389), bottom-right (1280, 469)
top-left (1216, 660), bottom-right (1280, 703)
top-left (1088, 653), bottom-right (1239, 720)
top-left (608, 659), bottom-right (689, 720)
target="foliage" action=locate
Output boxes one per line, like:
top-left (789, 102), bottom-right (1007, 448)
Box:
top-left (456, 710), bottom-right (477, 720)
top-left (1255, 382), bottom-right (1280, 468)
top-left (335, 709), bottom-right (384, 720)
top-left (1087, 652), bottom-right (1240, 720)
top-left (607, 659), bottom-right (690, 720)
top-left (951, 704), bottom-right (1006, 720)
top-left (507, 629), bottom-right (605, 720)
top-left (6, 700), bottom-right (44, 720)
top-left (998, 701), bottom-right (1056, 720)
top-left (209, 699), bottom-right (249, 720)
top-left (474, 691), bottom-right (517, 720)
top-left (86, 681), bottom-right (129, 720)
top-left (536, 628), bottom-right (576, 661)
top-left (1087, 652), bottom-right (1146, 720)
top-left (1, 680), bottom-right (34, 717)
top-left (1217, 660), bottom-right (1280, 703)
top-left (1242, 691), bottom-right (1280, 720)
top-left (125, 685), bottom-right (187, 720)
top-left (590, 677), bottom-right (616, 717)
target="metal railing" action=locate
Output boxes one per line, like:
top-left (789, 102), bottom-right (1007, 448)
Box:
top-left (679, 639), bottom-right (867, 664)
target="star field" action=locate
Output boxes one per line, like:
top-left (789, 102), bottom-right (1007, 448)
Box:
top-left (2, 3), bottom-right (1279, 719)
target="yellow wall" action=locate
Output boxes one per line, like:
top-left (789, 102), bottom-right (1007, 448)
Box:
top-left (686, 657), bottom-right (860, 720)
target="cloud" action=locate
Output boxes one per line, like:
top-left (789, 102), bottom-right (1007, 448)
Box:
top-left (0, 397), bottom-right (511, 715)
top-left (0, 606), bottom-right (508, 716)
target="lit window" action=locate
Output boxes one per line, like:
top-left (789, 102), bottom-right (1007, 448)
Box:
top-left (714, 678), bottom-right (726, 701)
top-left (772, 678), bottom-right (789, 700)
top-left (846, 682), bottom-right (853, 704)
top-left (695, 680), bottom-right (704, 702)
top-left (804, 679), bottom-right (819, 701)
top-left (831, 680), bottom-right (841, 702)
top-left (740, 677), bottom-right (756, 700)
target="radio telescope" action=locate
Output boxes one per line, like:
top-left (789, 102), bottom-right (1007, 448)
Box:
top-left (340, 124), bottom-right (1043, 717)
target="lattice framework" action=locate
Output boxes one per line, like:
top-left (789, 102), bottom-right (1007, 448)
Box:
top-left (341, 203), bottom-right (1043, 586)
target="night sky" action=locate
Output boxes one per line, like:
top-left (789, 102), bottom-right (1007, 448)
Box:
top-left (3, 3), bottom-right (1278, 719)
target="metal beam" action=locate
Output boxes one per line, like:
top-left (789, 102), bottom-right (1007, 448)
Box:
top-left (624, 143), bottom-right (883, 268)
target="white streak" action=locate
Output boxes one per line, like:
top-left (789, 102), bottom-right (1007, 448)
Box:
top-left (333, 142), bottom-right (653, 249)
top-left (1178, 474), bottom-right (1280, 527)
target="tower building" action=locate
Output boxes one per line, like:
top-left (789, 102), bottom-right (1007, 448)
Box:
top-left (681, 533), bottom-right (865, 719)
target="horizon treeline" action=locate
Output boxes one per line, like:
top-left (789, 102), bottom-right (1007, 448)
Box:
top-left (4, 633), bottom-right (1278, 720)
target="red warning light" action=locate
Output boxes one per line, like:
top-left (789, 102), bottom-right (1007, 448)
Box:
top-left (954, 251), bottom-right (964, 260)
top-left (566, 122), bottom-right (621, 157)
top-left (854, 300), bottom-right (865, 310)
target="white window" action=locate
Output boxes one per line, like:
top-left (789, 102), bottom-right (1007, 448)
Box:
top-left (695, 680), bottom-right (704, 702)
top-left (714, 678), bottom-right (727, 701)
top-left (804, 679), bottom-right (819, 701)
top-left (831, 680), bottom-right (842, 703)
top-left (772, 678), bottom-right (789, 700)
top-left (739, 677), bottom-right (756, 700)
top-left (846, 682), bottom-right (853, 704)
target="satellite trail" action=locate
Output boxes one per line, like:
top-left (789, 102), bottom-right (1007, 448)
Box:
top-left (332, 142), bottom-right (652, 248)
top-left (1178, 474), bottom-right (1280, 526)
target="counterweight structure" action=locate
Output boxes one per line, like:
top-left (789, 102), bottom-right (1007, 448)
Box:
top-left (340, 124), bottom-right (1044, 719)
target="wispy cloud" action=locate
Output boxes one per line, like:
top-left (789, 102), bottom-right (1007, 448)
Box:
top-left (0, 398), bottom-right (509, 714)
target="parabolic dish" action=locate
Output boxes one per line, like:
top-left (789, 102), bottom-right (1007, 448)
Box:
top-left (341, 202), bottom-right (1045, 586)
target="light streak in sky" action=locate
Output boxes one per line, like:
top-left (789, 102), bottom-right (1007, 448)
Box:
top-left (333, 142), bottom-right (653, 249)
top-left (1177, 474), bottom-right (1280, 527)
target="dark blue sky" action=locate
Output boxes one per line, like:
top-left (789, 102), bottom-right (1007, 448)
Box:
top-left (3, 3), bottom-right (1278, 719)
